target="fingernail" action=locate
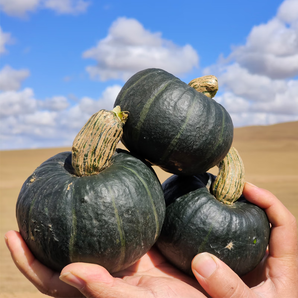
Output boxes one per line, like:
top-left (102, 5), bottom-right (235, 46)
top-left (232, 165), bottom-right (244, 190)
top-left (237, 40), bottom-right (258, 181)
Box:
top-left (245, 182), bottom-right (257, 187)
top-left (4, 235), bottom-right (9, 249)
top-left (59, 272), bottom-right (85, 288)
top-left (193, 253), bottom-right (217, 278)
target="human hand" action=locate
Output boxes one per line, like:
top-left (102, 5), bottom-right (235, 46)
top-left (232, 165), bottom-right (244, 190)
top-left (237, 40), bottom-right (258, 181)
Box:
top-left (5, 229), bottom-right (208, 297)
top-left (5, 182), bottom-right (298, 298)
top-left (192, 182), bottom-right (298, 298)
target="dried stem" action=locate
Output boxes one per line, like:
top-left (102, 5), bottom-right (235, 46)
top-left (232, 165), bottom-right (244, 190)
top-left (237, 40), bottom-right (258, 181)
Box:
top-left (71, 106), bottom-right (128, 176)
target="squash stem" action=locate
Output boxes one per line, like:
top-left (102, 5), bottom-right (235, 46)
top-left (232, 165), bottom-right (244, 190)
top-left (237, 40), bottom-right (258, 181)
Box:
top-left (71, 106), bottom-right (128, 177)
top-left (189, 75), bottom-right (244, 204)
top-left (211, 147), bottom-right (245, 205)
top-left (188, 75), bottom-right (218, 98)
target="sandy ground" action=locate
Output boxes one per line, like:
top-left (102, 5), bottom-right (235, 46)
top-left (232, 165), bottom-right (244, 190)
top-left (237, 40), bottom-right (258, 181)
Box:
top-left (1, 121), bottom-right (297, 298)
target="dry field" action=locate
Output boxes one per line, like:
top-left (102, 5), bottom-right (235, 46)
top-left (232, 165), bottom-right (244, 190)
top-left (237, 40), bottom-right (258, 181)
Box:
top-left (1, 121), bottom-right (297, 298)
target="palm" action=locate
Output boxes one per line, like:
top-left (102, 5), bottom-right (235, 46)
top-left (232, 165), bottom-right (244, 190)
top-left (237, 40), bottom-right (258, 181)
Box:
top-left (7, 230), bottom-right (206, 297)
top-left (110, 246), bottom-right (207, 296)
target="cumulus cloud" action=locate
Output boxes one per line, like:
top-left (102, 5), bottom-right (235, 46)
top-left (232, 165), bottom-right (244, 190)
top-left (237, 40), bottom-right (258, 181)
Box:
top-left (277, 0), bottom-right (298, 24)
top-left (205, 0), bottom-right (298, 127)
top-left (43, 0), bottom-right (90, 15)
top-left (0, 0), bottom-right (40, 17)
top-left (230, 18), bottom-right (298, 79)
top-left (83, 17), bottom-right (199, 81)
top-left (0, 65), bottom-right (30, 91)
top-left (0, 27), bottom-right (13, 55)
top-left (40, 96), bottom-right (69, 111)
top-left (0, 88), bottom-right (37, 118)
top-left (0, 85), bottom-right (122, 149)
top-left (218, 64), bottom-right (289, 102)
top-left (227, 0), bottom-right (298, 80)
top-left (0, 0), bottom-right (90, 17)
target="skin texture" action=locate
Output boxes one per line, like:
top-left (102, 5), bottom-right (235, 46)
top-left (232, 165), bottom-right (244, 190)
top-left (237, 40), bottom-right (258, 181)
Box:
top-left (114, 68), bottom-right (234, 176)
top-left (5, 183), bottom-right (298, 298)
top-left (16, 150), bottom-right (165, 273)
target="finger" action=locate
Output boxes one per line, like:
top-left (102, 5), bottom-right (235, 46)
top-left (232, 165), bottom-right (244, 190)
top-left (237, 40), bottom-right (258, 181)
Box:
top-left (60, 263), bottom-right (151, 298)
top-left (5, 230), bottom-right (82, 297)
top-left (192, 252), bottom-right (256, 298)
top-left (243, 183), bottom-right (298, 258)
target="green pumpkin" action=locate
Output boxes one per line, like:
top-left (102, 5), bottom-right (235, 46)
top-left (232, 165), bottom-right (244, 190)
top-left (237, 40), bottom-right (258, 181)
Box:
top-left (114, 68), bottom-right (233, 175)
top-left (16, 107), bottom-right (165, 273)
top-left (156, 149), bottom-right (270, 276)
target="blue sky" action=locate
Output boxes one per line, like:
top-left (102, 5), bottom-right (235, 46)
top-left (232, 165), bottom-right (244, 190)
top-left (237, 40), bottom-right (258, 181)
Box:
top-left (1, 0), bottom-right (298, 150)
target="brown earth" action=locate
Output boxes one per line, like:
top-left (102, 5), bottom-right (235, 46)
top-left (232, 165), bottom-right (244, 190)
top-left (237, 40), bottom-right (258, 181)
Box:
top-left (1, 121), bottom-right (297, 298)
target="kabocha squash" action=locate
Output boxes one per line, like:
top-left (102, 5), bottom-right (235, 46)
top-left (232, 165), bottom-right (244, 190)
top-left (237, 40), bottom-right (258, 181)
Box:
top-left (114, 68), bottom-right (233, 176)
top-left (16, 106), bottom-right (165, 273)
top-left (156, 148), bottom-right (270, 276)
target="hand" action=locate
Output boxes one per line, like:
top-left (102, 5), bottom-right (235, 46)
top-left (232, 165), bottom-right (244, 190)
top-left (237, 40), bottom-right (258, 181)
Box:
top-left (192, 182), bottom-right (298, 298)
top-left (5, 230), bottom-right (207, 297)
top-left (5, 183), bottom-right (298, 298)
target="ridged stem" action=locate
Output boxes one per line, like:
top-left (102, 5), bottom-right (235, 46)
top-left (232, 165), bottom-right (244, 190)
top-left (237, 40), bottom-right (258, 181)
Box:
top-left (188, 75), bottom-right (218, 98)
top-left (71, 106), bottom-right (128, 176)
top-left (211, 147), bottom-right (245, 205)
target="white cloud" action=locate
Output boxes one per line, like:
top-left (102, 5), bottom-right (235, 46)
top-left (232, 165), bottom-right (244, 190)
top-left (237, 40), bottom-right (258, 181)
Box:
top-left (0, 85), bottom-right (122, 149)
top-left (0, 0), bottom-right (40, 17)
top-left (218, 64), bottom-right (288, 102)
top-left (0, 88), bottom-right (37, 118)
top-left (204, 0), bottom-right (298, 127)
top-left (0, 0), bottom-right (90, 17)
top-left (40, 96), bottom-right (69, 111)
top-left (277, 0), bottom-right (298, 24)
top-left (0, 65), bottom-right (30, 91)
top-left (43, 0), bottom-right (90, 15)
top-left (83, 17), bottom-right (199, 81)
top-left (227, 0), bottom-right (298, 80)
top-left (0, 27), bottom-right (13, 55)
top-left (216, 78), bottom-right (298, 116)
top-left (227, 112), bottom-right (298, 128)
top-left (230, 18), bottom-right (298, 79)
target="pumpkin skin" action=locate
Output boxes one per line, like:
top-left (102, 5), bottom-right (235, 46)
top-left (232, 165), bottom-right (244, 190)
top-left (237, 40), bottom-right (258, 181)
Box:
top-left (114, 68), bottom-right (234, 175)
top-left (156, 174), bottom-right (270, 276)
top-left (16, 149), bottom-right (165, 273)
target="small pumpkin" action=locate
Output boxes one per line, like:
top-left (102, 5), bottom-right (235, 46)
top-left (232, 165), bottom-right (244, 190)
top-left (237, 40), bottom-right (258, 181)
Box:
top-left (16, 107), bottom-right (165, 273)
top-left (156, 148), bottom-right (270, 276)
top-left (114, 68), bottom-right (233, 175)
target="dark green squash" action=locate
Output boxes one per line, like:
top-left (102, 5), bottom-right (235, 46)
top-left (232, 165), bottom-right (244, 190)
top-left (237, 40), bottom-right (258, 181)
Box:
top-left (16, 107), bottom-right (165, 273)
top-left (114, 68), bottom-right (233, 175)
top-left (156, 148), bottom-right (270, 276)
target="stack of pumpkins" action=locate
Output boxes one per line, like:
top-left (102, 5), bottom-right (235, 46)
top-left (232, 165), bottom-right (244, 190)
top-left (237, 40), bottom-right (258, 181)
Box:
top-left (16, 68), bottom-right (270, 277)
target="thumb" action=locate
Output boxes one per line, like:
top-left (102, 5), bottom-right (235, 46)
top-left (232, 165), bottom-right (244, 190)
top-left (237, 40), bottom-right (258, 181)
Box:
top-left (192, 253), bottom-right (254, 298)
top-left (59, 263), bottom-right (141, 298)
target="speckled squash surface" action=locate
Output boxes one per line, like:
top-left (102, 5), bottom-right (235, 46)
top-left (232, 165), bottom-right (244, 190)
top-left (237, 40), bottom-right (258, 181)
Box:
top-left (157, 172), bottom-right (270, 276)
top-left (16, 108), bottom-right (165, 273)
top-left (114, 68), bottom-right (234, 175)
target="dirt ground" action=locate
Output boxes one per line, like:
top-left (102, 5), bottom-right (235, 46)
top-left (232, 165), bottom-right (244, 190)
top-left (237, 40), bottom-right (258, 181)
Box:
top-left (1, 121), bottom-right (297, 298)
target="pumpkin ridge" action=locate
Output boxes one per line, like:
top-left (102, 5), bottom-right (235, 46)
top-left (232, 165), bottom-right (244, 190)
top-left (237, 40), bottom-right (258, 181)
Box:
top-left (27, 173), bottom-right (60, 242)
top-left (132, 80), bottom-right (173, 147)
top-left (68, 181), bottom-right (77, 263)
top-left (105, 182), bottom-right (126, 271)
top-left (197, 225), bottom-right (213, 253)
top-left (117, 71), bottom-right (156, 105)
top-left (201, 103), bottom-right (227, 167)
top-left (118, 164), bottom-right (160, 240)
top-left (168, 192), bottom-right (209, 244)
top-left (23, 172), bottom-right (72, 269)
top-left (45, 175), bottom-right (72, 265)
top-left (160, 88), bottom-right (198, 165)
